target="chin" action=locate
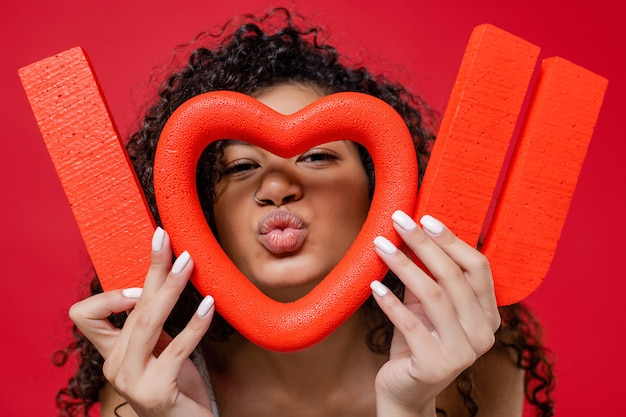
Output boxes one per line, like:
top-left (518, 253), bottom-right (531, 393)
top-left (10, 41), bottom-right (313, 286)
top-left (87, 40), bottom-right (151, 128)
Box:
top-left (247, 278), bottom-right (313, 302)
top-left (263, 287), bottom-right (314, 303)
top-left (260, 276), bottom-right (322, 301)
top-left (244, 254), bottom-right (336, 301)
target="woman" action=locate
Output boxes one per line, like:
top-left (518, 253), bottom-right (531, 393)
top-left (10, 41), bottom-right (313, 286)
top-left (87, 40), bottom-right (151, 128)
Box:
top-left (56, 8), bottom-right (554, 417)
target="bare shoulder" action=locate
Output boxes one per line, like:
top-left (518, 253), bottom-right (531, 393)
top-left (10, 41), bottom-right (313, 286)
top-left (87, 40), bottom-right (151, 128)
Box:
top-left (100, 382), bottom-right (139, 417)
top-left (437, 343), bottom-right (524, 417)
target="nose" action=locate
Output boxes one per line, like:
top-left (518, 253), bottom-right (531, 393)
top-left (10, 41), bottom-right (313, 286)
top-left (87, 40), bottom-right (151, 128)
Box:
top-left (254, 172), bottom-right (303, 207)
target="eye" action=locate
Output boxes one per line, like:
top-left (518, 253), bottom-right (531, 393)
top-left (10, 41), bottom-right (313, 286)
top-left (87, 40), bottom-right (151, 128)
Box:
top-left (221, 159), bottom-right (259, 176)
top-left (298, 149), bottom-right (339, 165)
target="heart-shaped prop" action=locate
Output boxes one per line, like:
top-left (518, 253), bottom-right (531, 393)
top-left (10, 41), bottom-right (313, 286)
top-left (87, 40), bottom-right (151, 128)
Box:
top-left (153, 91), bottom-right (418, 352)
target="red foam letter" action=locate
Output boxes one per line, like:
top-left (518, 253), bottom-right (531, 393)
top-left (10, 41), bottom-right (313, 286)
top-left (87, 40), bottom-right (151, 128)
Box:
top-left (415, 25), bottom-right (608, 304)
top-left (416, 24), bottom-right (540, 244)
top-left (18, 47), bottom-right (155, 291)
top-left (482, 57), bottom-right (608, 305)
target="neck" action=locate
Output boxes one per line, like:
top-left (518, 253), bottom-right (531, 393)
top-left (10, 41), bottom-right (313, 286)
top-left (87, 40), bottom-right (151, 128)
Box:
top-left (207, 309), bottom-right (386, 414)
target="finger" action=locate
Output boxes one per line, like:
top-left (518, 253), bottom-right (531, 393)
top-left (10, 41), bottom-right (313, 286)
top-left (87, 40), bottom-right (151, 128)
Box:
top-left (391, 211), bottom-right (498, 337)
top-left (391, 211), bottom-right (499, 352)
top-left (385, 289), bottom-right (426, 358)
top-left (373, 236), bottom-right (468, 349)
top-left (69, 288), bottom-right (143, 357)
top-left (419, 214), bottom-right (500, 332)
top-left (120, 251), bottom-right (194, 373)
top-left (142, 227), bottom-right (173, 296)
top-left (393, 211), bottom-right (476, 301)
top-left (103, 228), bottom-right (175, 367)
top-left (371, 281), bottom-right (478, 382)
top-left (369, 281), bottom-right (442, 359)
top-left (156, 295), bottom-right (215, 381)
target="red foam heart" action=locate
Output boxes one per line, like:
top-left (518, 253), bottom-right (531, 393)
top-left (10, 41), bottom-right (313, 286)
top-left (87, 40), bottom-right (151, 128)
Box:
top-left (153, 91), bottom-right (418, 351)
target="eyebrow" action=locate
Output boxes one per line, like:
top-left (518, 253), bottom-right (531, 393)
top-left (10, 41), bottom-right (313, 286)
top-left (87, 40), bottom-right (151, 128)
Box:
top-left (223, 139), bottom-right (252, 147)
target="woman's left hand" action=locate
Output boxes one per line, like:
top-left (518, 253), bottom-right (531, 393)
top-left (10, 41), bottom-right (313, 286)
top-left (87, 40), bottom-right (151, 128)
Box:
top-left (371, 211), bottom-right (501, 417)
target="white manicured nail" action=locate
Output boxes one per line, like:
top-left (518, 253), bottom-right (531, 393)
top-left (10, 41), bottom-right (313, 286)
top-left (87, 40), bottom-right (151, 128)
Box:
top-left (122, 287), bottom-right (143, 298)
top-left (171, 251), bottom-right (191, 274)
top-left (197, 295), bottom-right (215, 317)
top-left (370, 281), bottom-right (389, 297)
top-left (392, 210), bottom-right (418, 231)
top-left (420, 215), bottom-right (444, 235)
top-left (374, 236), bottom-right (397, 255)
top-left (152, 227), bottom-right (165, 252)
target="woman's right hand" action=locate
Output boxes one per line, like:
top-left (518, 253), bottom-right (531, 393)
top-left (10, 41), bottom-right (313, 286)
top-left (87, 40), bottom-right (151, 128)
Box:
top-left (69, 227), bottom-right (216, 417)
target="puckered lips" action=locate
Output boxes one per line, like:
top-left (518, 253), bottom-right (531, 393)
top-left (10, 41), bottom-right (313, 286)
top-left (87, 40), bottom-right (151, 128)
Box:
top-left (257, 210), bottom-right (308, 255)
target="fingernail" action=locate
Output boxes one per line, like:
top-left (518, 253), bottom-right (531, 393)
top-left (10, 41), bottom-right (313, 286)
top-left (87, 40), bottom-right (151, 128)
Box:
top-left (392, 210), bottom-right (418, 231)
top-left (370, 281), bottom-right (389, 297)
top-left (171, 251), bottom-right (191, 274)
top-left (122, 287), bottom-right (143, 298)
top-left (420, 215), bottom-right (444, 235)
top-left (197, 295), bottom-right (215, 318)
top-left (152, 227), bottom-right (165, 252)
top-left (374, 236), bottom-right (397, 255)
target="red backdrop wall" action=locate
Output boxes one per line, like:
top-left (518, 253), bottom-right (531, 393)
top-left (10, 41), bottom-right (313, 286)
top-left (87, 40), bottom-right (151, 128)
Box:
top-left (2, 0), bottom-right (624, 415)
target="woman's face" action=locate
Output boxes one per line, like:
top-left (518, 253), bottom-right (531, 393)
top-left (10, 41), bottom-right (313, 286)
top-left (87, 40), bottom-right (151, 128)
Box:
top-left (212, 83), bottom-right (371, 302)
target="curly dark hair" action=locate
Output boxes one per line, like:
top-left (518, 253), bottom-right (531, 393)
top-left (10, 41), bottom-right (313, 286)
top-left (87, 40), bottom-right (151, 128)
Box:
top-left (53, 8), bottom-right (555, 417)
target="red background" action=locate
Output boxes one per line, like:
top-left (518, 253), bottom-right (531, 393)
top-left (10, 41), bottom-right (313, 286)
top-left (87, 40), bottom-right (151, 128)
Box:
top-left (1, 0), bottom-right (624, 415)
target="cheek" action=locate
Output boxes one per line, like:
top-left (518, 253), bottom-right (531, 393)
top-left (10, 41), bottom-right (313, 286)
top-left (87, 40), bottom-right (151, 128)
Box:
top-left (348, 166), bottom-right (371, 211)
top-left (212, 195), bottom-right (246, 257)
top-left (323, 171), bottom-right (370, 226)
